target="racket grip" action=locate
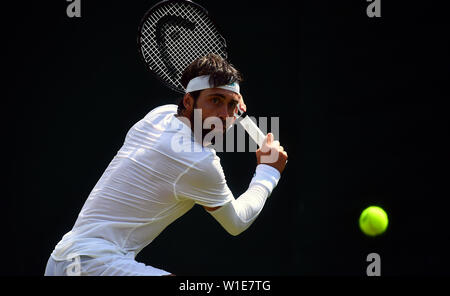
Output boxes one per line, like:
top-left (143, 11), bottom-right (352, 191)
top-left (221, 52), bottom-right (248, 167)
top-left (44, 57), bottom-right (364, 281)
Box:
top-left (238, 116), bottom-right (266, 148)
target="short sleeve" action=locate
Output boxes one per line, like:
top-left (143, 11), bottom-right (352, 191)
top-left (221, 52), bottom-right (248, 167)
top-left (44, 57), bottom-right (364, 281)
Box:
top-left (174, 153), bottom-right (234, 207)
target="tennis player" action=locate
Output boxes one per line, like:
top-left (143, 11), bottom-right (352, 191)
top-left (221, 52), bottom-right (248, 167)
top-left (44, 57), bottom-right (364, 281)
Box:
top-left (44, 54), bottom-right (288, 276)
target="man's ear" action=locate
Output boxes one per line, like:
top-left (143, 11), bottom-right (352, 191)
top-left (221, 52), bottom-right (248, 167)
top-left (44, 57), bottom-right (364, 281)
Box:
top-left (183, 93), bottom-right (194, 112)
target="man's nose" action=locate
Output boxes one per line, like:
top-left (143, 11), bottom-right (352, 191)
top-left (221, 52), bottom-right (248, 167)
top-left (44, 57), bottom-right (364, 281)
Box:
top-left (217, 104), bottom-right (229, 119)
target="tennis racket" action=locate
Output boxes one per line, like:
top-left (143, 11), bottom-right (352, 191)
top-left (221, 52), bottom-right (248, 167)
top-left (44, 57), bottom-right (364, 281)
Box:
top-left (137, 0), bottom-right (266, 147)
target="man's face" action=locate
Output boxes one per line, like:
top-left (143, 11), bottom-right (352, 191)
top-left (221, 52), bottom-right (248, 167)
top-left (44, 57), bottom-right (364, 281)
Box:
top-left (193, 88), bottom-right (242, 133)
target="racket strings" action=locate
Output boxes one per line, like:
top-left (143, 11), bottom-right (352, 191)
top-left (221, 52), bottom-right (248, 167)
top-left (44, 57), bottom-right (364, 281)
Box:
top-left (139, 2), bottom-right (227, 93)
top-left (144, 3), bottom-right (224, 71)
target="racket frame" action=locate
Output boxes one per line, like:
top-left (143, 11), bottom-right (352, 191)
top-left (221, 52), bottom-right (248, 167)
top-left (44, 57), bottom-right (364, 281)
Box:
top-left (137, 0), bottom-right (228, 94)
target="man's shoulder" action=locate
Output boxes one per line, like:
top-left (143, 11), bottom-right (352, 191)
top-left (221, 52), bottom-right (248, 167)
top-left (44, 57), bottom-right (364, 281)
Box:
top-left (145, 104), bottom-right (178, 118)
top-left (192, 151), bottom-right (226, 179)
top-left (139, 105), bottom-right (223, 173)
top-left (169, 145), bottom-right (219, 169)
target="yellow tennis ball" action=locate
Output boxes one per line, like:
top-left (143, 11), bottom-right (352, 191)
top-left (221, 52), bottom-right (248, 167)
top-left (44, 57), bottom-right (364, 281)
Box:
top-left (359, 206), bottom-right (388, 236)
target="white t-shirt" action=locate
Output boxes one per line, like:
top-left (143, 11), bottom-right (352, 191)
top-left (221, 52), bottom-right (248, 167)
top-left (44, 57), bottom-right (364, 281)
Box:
top-left (51, 104), bottom-right (234, 260)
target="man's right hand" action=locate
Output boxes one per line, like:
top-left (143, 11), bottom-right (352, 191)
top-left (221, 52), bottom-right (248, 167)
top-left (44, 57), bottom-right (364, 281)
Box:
top-left (256, 133), bottom-right (288, 174)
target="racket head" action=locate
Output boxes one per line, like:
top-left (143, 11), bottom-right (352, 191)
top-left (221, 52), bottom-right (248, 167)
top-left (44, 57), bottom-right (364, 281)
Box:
top-left (137, 0), bottom-right (229, 94)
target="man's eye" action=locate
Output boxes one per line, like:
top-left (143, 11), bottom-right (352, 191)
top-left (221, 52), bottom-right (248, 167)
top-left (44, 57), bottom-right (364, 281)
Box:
top-left (212, 97), bottom-right (220, 104)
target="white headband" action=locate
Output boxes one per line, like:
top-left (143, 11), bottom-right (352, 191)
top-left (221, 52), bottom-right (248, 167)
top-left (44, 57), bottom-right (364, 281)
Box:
top-left (185, 75), bottom-right (240, 95)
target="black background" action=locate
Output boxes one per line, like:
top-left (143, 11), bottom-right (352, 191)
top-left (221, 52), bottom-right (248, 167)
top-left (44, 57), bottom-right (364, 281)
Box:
top-left (3, 0), bottom-right (449, 276)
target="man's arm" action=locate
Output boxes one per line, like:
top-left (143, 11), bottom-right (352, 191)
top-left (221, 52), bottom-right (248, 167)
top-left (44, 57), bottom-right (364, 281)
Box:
top-left (204, 133), bottom-right (287, 236)
top-left (204, 179), bottom-right (274, 236)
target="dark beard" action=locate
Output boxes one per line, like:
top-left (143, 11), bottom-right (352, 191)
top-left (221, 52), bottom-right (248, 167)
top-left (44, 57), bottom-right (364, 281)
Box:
top-left (193, 124), bottom-right (225, 147)
top-left (188, 107), bottom-right (225, 147)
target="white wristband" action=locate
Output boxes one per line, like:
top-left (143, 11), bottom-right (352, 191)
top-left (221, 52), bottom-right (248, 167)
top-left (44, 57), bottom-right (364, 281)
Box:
top-left (249, 164), bottom-right (281, 194)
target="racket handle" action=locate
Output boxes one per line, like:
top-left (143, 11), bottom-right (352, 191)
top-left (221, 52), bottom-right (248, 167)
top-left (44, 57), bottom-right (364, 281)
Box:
top-left (238, 116), bottom-right (266, 148)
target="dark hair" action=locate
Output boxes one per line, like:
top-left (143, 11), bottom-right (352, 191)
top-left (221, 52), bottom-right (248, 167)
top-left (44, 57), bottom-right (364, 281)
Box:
top-left (177, 53), bottom-right (243, 114)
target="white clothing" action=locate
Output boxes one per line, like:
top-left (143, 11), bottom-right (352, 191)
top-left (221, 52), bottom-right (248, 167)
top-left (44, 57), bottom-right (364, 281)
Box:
top-left (44, 253), bottom-right (170, 276)
top-left (208, 165), bottom-right (280, 236)
top-left (48, 104), bottom-right (280, 275)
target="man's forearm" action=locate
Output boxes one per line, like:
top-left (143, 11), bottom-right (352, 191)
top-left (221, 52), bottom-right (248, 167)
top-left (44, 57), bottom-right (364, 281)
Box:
top-left (207, 164), bottom-right (280, 236)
